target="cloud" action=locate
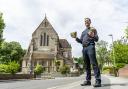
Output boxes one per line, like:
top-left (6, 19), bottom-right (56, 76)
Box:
top-left (0, 0), bottom-right (128, 57)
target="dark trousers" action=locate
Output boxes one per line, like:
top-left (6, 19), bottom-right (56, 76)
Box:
top-left (82, 45), bottom-right (101, 81)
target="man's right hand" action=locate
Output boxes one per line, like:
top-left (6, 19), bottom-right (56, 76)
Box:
top-left (70, 32), bottom-right (77, 38)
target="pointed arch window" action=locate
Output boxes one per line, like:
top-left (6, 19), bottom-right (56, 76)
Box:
top-left (40, 35), bottom-right (43, 46)
top-left (47, 35), bottom-right (49, 46)
top-left (43, 33), bottom-right (46, 46)
top-left (40, 33), bottom-right (49, 46)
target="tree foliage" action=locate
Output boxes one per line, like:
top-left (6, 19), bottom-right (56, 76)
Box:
top-left (111, 40), bottom-right (128, 64)
top-left (96, 40), bottom-right (109, 72)
top-left (0, 12), bottom-right (5, 46)
top-left (0, 41), bottom-right (25, 63)
top-left (124, 26), bottom-right (128, 39)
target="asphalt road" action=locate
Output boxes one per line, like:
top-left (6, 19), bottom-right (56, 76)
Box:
top-left (0, 76), bottom-right (83, 89)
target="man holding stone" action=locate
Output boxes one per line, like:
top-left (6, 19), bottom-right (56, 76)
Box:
top-left (71, 18), bottom-right (101, 87)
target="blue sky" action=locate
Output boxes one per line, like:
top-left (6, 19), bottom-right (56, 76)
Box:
top-left (0, 0), bottom-right (128, 57)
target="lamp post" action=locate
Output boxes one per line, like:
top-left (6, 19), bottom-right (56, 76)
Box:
top-left (108, 34), bottom-right (117, 76)
top-left (108, 34), bottom-right (116, 67)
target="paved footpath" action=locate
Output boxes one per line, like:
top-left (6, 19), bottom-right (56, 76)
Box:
top-left (48, 75), bottom-right (128, 89)
top-left (0, 75), bottom-right (128, 89)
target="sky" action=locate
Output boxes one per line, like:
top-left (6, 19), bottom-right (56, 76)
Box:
top-left (0, 0), bottom-right (128, 57)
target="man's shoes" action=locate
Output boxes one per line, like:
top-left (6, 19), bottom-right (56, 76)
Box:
top-left (81, 81), bottom-right (91, 86)
top-left (93, 80), bottom-right (101, 87)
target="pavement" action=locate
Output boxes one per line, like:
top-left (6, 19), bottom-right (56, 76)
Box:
top-left (47, 75), bottom-right (128, 89)
top-left (0, 74), bottom-right (128, 89)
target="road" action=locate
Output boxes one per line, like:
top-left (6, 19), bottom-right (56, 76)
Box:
top-left (0, 74), bottom-right (128, 89)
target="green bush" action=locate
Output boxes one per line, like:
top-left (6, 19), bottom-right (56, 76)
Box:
top-left (34, 64), bottom-right (43, 75)
top-left (116, 63), bottom-right (125, 70)
top-left (0, 64), bottom-right (8, 73)
top-left (103, 66), bottom-right (113, 71)
top-left (103, 66), bottom-right (114, 74)
top-left (0, 61), bottom-right (20, 74)
top-left (102, 69), bottom-right (110, 74)
top-left (103, 63), bottom-right (125, 71)
top-left (55, 61), bottom-right (60, 66)
top-left (60, 65), bottom-right (70, 75)
top-left (7, 61), bottom-right (20, 75)
top-left (55, 60), bottom-right (60, 72)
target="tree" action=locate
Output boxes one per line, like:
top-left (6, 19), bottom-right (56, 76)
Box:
top-left (111, 40), bottom-right (128, 64)
top-left (96, 40), bottom-right (109, 72)
top-left (124, 26), bottom-right (128, 39)
top-left (109, 40), bottom-right (128, 76)
top-left (0, 41), bottom-right (25, 63)
top-left (0, 12), bottom-right (5, 46)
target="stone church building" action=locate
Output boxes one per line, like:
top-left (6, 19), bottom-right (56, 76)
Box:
top-left (22, 16), bottom-right (73, 74)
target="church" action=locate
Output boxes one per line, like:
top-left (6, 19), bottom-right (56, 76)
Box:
top-left (22, 16), bottom-right (73, 74)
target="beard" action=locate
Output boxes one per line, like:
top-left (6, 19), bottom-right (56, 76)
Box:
top-left (85, 24), bottom-right (90, 28)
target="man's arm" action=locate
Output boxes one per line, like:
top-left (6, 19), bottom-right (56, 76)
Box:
top-left (75, 32), bottom-right (83, 44)
top-left (76, 37), bottom-right (82, 44)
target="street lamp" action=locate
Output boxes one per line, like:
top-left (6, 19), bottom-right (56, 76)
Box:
top-left (108, 34), bottom-right (117, 77)
top-left (108, 34), bottom-right (116, 67)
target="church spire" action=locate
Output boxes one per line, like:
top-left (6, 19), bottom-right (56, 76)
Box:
top-left (44, 13), bottom-right (48, 27)
top-left (45, 13), bottom-right (47, 19)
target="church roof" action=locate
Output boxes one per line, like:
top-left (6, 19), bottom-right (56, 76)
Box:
top-left (32, 15), bottom-right (58, 36)
top-left (59, 39), bottom-right (71, 48)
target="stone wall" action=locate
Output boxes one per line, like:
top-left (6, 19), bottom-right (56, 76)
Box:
top-left (0, 74), bottom-right (34, 80)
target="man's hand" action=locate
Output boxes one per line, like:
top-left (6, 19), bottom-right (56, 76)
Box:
top-left (88, 30), bottom-right (95, 37)
top-left (70, 32), bottom-right (77, 38)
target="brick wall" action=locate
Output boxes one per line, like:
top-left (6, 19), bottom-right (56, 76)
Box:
top-left (119, 65), bottom-right (128, 77)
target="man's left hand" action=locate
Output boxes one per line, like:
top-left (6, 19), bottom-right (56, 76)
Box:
top-left (88, 31), bottom-right (95, 37)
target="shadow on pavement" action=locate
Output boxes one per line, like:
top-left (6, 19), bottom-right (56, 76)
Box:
top-left (93, 76), bottom-right (128, 89)
top-left (93, 76), bottom-right (110, 89)
top-left (102, 83), bottom-right (128, 87)
top-left (0, 79), bottom-right (31, 83)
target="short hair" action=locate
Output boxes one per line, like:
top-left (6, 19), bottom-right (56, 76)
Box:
top-left (84, 18), bottom-right (91, 22)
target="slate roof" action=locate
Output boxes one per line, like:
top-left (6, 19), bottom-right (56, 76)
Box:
top-left (59, 39), bottom-right (71, 48)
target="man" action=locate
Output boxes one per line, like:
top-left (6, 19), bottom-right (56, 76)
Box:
top-left (73, 18), bottom-right (101, 87)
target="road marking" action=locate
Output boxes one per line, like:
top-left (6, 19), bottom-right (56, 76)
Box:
top-left (47, 80), bottom-right (82, 89)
